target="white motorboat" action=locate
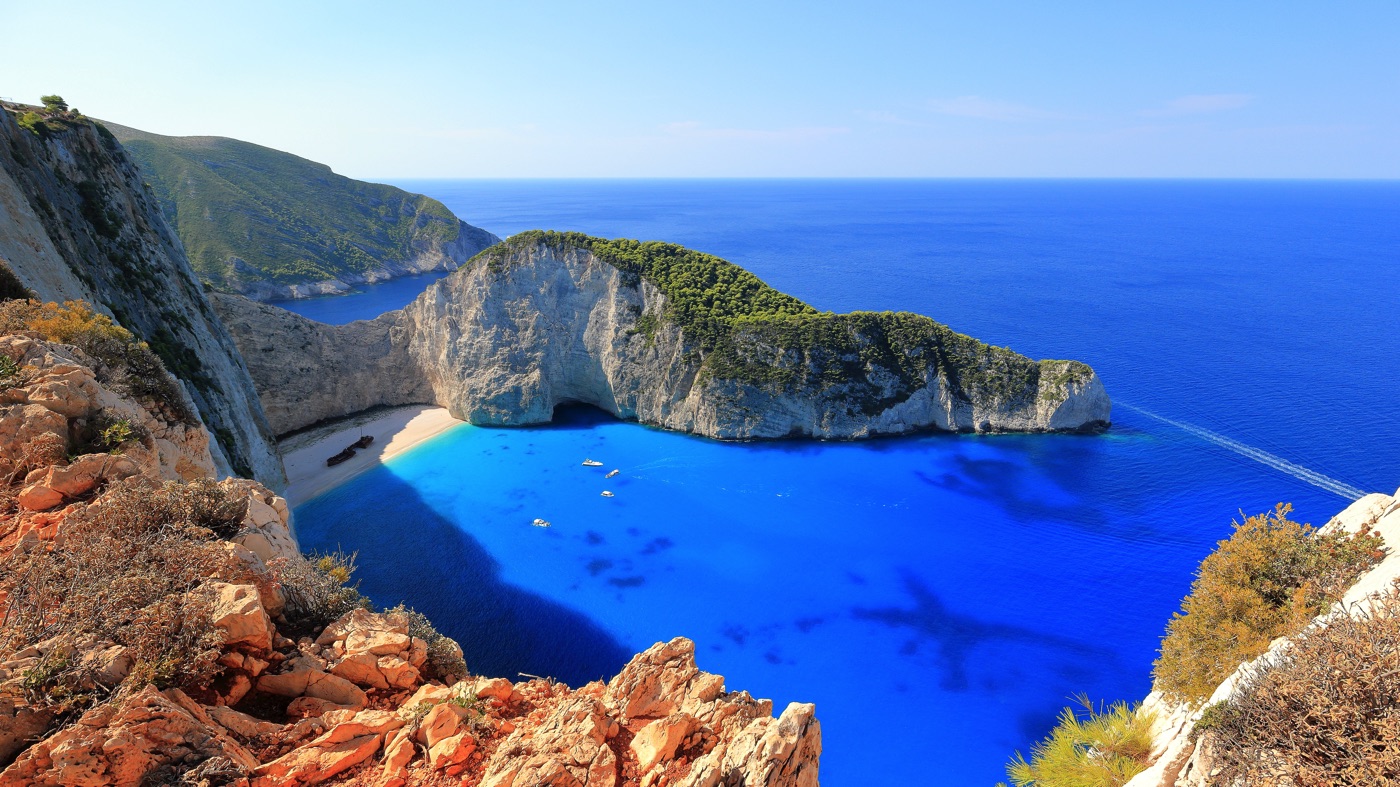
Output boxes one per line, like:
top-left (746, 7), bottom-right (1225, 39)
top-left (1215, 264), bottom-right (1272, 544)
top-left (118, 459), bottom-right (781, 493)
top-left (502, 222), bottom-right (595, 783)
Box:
top-left (600, 490), bottom-right (614, 498)
top-left (605, 469), bottom-right (619, 478)
top-left (582, 459), bottom-right (604, 467)
top-left (532, 518), bottom-right (551, 527)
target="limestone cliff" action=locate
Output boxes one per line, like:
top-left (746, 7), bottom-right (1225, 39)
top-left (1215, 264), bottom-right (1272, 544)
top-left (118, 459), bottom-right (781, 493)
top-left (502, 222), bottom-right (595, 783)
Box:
top-left (0, 103), bottom-right (282, 486)
top-left (217, 232), bottom-right (1111, 437)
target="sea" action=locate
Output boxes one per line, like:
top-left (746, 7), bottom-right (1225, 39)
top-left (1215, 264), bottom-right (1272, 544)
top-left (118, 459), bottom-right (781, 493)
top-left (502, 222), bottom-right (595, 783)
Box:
top-left (281, 180), bottom-right (1400, 785)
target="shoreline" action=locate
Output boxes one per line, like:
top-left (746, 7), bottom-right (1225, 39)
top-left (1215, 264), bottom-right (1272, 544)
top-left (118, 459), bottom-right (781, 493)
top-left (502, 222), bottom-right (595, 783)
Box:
top-left (280, 405), bottom-right (464, 506)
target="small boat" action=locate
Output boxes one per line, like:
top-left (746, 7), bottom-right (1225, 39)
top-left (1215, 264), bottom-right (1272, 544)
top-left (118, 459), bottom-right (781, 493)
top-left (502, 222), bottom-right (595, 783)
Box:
top-left (600, 490), bottom-right (614, 498)
top-left (532, 518), bottom-right (551, 527)
top-left (582, 459), bottom-right (604, 467)
top-left (605, 469), bottom-right (619, 479)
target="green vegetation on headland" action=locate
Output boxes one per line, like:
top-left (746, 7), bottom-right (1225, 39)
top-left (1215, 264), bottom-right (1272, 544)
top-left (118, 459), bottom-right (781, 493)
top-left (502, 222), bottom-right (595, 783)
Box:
top-left (104, 123), bottom-right (497, 291)
top-left (482, 231), bottom-right (1096, 412)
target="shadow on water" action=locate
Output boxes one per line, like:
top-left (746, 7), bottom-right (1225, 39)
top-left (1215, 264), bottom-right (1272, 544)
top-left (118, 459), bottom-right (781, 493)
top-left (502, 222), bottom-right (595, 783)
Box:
top-left (294, 465), bottom-right (634, 686)
top-left (852, 572), bottom-right (1113, 692)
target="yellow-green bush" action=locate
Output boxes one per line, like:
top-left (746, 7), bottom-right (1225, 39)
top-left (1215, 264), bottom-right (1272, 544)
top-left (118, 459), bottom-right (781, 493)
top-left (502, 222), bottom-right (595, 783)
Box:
top-left (0, 299), bottom-right (193, 422)
top-left (1002, 696), bottom-right (1156, 787)
top-left (1153, 503), bottom-right (1384, 704)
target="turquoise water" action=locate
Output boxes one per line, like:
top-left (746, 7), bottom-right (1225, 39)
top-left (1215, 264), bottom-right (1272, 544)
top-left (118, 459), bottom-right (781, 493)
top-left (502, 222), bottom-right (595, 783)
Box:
top-left (290, 180), bottom-right (1400, 784)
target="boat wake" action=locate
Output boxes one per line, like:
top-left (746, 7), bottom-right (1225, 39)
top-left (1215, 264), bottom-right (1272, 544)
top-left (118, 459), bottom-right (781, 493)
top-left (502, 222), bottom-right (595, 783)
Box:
top-left (1120, 403), bottom-right (1366, 501)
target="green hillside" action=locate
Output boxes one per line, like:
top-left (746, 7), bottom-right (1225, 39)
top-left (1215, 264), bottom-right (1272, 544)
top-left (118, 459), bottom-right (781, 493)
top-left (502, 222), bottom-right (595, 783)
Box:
top-left (105, 123), bottom-right (497, 294)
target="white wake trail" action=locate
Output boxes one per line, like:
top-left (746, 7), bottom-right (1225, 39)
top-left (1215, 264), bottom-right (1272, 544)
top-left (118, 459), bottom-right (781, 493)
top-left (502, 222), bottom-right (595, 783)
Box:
top-left (1120, 403), bottom-right (1366, 501)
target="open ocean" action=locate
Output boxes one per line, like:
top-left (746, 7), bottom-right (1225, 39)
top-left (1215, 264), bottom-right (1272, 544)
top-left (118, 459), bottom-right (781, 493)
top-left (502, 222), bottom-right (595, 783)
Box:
top-left (283, 179), bottom-right (1400, 785)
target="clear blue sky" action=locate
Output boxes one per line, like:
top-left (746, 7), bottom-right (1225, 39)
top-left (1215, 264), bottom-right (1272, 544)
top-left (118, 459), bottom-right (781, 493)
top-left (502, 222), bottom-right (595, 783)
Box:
top-left (3, 1), bottom-right (1396, 178)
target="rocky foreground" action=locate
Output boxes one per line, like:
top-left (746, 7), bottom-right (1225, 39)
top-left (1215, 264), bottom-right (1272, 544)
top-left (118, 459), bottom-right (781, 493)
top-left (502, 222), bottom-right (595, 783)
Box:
top-left (0, 334), bottom-right (820, 786)
top-left (216, 235), bottom-right (1111, 438)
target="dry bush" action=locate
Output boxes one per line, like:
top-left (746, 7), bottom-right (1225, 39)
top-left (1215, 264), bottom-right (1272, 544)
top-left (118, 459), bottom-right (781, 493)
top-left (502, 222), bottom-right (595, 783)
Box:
top-left (0, 299), bottom-right (193, 423)
top-left (1195, 590), bottom-right (1400, 786)
top-left (385, 603), bottom-right (467, 682)
top-left (268, 549), bottom-right (370, 637)
top-left (1154, 503), bottom-right (1385, 704)
top-left (0, 478), bottom-right (249, 704)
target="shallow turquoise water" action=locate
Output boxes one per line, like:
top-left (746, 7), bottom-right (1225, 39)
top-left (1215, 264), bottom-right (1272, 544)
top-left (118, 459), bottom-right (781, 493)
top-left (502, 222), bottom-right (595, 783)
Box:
top-left (290, 180), bottom-right (1400, 784)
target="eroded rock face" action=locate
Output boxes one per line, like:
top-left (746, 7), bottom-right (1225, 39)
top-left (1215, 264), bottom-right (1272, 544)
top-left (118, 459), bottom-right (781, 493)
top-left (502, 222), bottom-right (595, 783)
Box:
top-left (0, 687), bottom-right (258, 787)
top-left (217, 239), bottom-right (1110, 438)
top-left (0, 106), bottom-right (282, 486)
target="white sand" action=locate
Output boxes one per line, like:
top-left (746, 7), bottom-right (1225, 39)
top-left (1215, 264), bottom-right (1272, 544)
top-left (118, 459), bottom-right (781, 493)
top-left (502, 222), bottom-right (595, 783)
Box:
top-left (280, 405), bottom-right (463, 506)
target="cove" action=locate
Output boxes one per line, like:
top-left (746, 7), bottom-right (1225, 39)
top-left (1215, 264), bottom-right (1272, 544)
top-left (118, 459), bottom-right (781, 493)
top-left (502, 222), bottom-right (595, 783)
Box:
top-left (294, 404), bottom-right (1331, 784)
top-left (288, 179), bottom-right (1399, 783)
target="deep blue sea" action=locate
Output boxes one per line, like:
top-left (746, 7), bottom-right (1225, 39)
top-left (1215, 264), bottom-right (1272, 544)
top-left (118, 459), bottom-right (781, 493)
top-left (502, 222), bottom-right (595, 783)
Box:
top-left (286, 180), bottom-right (1400, 785)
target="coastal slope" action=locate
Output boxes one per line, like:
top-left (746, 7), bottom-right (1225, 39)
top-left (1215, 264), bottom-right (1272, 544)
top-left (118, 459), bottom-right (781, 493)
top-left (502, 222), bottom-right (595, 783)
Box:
top-left (0, 102), bottom-right (283, 485)
top-left (105, 122), bottom-right (501, 300)
top-left (0, 329), bottom-right (821, 786)
top-left (216, 231), bottom-right (1111, 436)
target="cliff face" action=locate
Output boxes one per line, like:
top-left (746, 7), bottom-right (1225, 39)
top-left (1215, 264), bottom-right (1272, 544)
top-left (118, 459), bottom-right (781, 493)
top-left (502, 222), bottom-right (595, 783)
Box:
top-left (105, 123), bottom-right (500, 301)
top-left (210, 294), bottom-right (430, 435)
top-left (0, 105), bottom-right (283, 486)
top-left (217, 235), bottom-right (1111, 437)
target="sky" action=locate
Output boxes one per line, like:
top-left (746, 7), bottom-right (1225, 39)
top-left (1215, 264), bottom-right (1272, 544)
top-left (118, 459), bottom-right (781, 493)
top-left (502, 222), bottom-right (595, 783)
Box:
top-left (2, 1), bottom-right (1397, 178)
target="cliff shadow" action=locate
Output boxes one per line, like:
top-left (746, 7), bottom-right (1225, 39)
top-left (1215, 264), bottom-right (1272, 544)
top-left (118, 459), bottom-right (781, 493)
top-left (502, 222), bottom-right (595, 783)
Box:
top-left (293, 466), bottom-right (634, 685)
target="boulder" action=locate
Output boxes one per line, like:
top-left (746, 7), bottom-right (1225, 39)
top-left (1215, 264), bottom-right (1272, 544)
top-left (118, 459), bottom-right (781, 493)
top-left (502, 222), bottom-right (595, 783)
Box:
top-left (207, 582), bottom-right (276, 652)
top-left (257, 661), bottom-right (368, 709)
top-left (632, 712), bottom-right (700, 774)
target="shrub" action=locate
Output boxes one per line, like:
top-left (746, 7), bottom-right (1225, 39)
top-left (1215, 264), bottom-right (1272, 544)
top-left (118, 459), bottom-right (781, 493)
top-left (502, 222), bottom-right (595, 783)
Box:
top-left (1002, 695), bottom-right (1157, 787)
top-left (1195, 590), bottom-right (1400, 785)
top-left (1153, 504), bottom-right (1384, 704)
top-left (269, 549), bottom-right (371, 636)
top-left (0, 354), bottom-right (23, 390)
top-left (39, 95), bottom-right (68, 112)
top-left (386, 603), bottom-right (467, 682)
top-left (96, 418), bottom-right (135, 453)
top-left (0, 478), bottom-right (248, 705)
top-left (0, 299), bottom-right (195, 423)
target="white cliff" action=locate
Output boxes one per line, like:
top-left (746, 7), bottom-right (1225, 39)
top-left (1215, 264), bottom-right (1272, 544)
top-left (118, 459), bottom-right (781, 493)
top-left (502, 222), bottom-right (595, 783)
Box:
top-left (217, 234), bottom-right (1111, 438)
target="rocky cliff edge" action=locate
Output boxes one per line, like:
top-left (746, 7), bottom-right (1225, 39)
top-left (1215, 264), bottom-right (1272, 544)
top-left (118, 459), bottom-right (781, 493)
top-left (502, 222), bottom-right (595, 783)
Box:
top-left (0, 335), bottom-right (820, 786)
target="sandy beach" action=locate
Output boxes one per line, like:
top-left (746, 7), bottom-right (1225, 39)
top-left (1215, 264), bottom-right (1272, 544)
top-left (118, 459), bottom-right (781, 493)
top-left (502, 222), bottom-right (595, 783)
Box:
top-left (280, 405), bottom-right (463, 506)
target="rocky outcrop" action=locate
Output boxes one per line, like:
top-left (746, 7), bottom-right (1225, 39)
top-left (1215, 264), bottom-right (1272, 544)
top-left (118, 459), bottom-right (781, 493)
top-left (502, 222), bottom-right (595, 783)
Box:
top-left (1124, 487), bottom-right (1400, 787)
top-left (217, 235), bottom-right (1111, 437)
top-left (0, 103), bottom-right (282, 486)
top-left (0, 335), bottom-right (820, 786)
top-left (0, 335), bottom-right (217, 502)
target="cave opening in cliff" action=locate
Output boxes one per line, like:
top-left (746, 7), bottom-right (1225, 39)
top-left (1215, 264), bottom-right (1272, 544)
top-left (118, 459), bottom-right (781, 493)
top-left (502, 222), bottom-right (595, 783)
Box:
top-left (550, 401), bottom-right (623, 429)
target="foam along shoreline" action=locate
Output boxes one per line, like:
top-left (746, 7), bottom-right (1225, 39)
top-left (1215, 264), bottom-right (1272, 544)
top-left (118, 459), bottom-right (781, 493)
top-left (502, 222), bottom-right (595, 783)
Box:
top-left (280, 405), bottom-right (463, 506)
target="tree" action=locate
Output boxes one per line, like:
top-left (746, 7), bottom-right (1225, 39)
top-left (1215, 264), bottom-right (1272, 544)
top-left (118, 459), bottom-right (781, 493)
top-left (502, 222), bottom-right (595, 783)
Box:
top-left (39, 94), bottom-right (67, 113)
